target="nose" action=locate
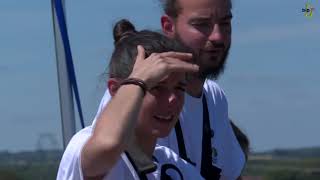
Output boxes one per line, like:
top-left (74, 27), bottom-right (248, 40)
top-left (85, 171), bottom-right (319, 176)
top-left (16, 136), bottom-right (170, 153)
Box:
top-left (208, 24), bottom-right (224, 42)
top-left (168, 92), bottom-right (179, 107)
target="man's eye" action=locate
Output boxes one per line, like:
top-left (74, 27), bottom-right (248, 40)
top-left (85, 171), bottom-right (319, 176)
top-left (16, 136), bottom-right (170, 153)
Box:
top-left (191, 22), bottom-right (214, 34)
top-left (192, 22), bottom-right (208, 27)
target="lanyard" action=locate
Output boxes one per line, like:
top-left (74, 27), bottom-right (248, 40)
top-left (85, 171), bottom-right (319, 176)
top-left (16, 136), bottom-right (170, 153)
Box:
top-left (200, 95), bottom-right (221, 179)
top-left (174, 94), bottom-right (221, 180)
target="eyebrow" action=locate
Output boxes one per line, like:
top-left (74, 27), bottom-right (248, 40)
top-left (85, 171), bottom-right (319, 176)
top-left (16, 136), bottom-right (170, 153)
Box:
top-left (189, 13), bottom-right (233, 22)
top-left (189, 17), bottom-right (211, 22)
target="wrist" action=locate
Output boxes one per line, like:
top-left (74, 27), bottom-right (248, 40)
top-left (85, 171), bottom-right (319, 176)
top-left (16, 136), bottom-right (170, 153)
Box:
top-left (120, 78), bottom-right (148, 96)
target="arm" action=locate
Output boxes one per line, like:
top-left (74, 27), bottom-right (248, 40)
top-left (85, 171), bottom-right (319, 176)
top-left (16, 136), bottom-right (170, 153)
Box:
top-left (82, 84), bottom-right (144, 178)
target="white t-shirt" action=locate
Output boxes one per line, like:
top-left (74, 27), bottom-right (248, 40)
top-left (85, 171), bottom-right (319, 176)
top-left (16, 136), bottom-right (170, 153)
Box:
top-left (92, 80), bottom-right (245, 180)
top-left (57, 126), bottom-right (203, 180)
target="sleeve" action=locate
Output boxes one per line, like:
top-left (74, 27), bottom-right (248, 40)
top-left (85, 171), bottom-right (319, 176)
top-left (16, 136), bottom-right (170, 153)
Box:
top-left (56, 128), bottom-right (92, 180)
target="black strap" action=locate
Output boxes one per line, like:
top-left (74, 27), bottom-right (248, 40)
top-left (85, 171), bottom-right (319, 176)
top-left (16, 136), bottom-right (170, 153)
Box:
top-left (200, 95), bottom-right (221, 179)
top-left (125, 153), bottom-right (185, 180)
top-left (174, 94), bottom-right (221, 179)
top-left (175, 121), bottom-right (196, 166)
top-left (124, 151), bottom-right (154, 180)
top-left (160, 164), bottom-right (184, 180)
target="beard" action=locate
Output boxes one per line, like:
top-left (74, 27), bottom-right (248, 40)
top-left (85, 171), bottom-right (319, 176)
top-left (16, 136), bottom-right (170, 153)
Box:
top-left (174, 33), bottom-right (230, 80)
top-left (197, 44), bottom-right (230, 80)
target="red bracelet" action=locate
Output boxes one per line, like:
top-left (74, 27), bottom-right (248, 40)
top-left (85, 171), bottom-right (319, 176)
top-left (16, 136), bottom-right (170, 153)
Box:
top-left (120, 78), bottom-right (148, 96)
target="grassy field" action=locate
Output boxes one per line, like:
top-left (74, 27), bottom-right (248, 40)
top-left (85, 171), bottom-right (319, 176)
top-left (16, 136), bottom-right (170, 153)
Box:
top-left (243, 157), bottom-right (320, 180)
top-left (242, 148), bottom-right (320, 180)
top-left (1, 148), bottom-right (320, 180)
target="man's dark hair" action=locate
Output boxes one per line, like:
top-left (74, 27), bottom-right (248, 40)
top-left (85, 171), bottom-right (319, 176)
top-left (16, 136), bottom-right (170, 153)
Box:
top-left (162, 0), bottom-right (182, 19)
top-left (108, 19), bottom-right (191, 79)
top-left (162, 0), bottom-right (232, 19)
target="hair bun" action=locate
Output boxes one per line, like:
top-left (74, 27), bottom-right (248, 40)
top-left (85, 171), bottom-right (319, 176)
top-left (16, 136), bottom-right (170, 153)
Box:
top-left (113, 19), bottom-right (137, 44)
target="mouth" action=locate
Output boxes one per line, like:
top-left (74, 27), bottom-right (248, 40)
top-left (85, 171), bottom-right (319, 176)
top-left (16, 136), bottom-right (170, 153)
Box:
top-left (200, 51), bottom-right (221, 64)
top-left (202, 49), bottom-right (223, 57)
top-left (153, 115), bottom-right (175, 123)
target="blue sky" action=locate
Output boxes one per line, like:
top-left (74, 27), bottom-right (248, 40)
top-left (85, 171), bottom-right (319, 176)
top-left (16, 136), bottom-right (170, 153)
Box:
top-left (0, 0), bottom-right (319, 152)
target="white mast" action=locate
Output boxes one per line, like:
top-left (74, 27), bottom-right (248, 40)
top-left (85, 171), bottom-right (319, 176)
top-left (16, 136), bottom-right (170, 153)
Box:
top-left (51, 0), bottom-right (76, 149)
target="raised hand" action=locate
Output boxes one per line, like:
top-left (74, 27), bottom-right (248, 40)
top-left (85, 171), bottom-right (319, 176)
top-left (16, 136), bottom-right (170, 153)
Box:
top-left (129, 45), bottom-right (199, 89)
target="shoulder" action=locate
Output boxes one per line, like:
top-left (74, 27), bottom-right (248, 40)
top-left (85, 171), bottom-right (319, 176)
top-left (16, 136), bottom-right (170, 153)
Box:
top-left (57, 127), bottom-right (93, 180)
top-left (63, 126), bottom-right (93, 158)
top-left (204, 79), bottom-right (228, 105)
top-left (204, 79), bottom-right (225, 96)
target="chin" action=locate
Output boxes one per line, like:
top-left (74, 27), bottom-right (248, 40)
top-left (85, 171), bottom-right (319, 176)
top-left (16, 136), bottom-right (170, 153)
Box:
top-left (151, 116), bottom-right (178, 138)
top-left (151, 128), bottom-right (171, 138)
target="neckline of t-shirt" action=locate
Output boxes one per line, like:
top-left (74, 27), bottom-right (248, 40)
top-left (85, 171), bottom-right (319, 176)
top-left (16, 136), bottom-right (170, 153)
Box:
top-left (186, 88), bottom-right (205, 101)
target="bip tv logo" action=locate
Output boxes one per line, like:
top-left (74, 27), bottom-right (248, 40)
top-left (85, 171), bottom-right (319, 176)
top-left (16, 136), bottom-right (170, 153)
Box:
top-left (302, 2), bottom-right (315, 18)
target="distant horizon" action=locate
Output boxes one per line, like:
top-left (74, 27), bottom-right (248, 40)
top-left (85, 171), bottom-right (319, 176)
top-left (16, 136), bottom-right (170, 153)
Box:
top-left (2, 145), bottom-right (320, 154)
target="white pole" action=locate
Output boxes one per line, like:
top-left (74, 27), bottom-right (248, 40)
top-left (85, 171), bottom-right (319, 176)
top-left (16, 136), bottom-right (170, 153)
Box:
top-left (51, 0), bottom-right (76, 149)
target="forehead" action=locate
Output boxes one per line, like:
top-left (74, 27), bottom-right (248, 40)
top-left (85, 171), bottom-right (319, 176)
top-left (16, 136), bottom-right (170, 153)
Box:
top-left (159, 72), bottom-right (186, 85)
top-left (178, 0), bottom-right (232, 19)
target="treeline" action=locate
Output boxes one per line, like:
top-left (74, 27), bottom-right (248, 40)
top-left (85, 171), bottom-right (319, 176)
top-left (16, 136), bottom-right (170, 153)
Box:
top-left (0, 147), bottom-right (320, 180)
top-left (0, 150), bottom-right (63, 166)
top-left (253, 147), bottom-right (320, 159)
top-left (245, 147), bottom-right (320, 180)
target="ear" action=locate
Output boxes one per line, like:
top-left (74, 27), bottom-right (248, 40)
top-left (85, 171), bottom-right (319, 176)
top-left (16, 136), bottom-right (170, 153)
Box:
top-left (107, 78), bottom-right (121, 97)
top-left (161, 15), bottom-right (175, 38)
